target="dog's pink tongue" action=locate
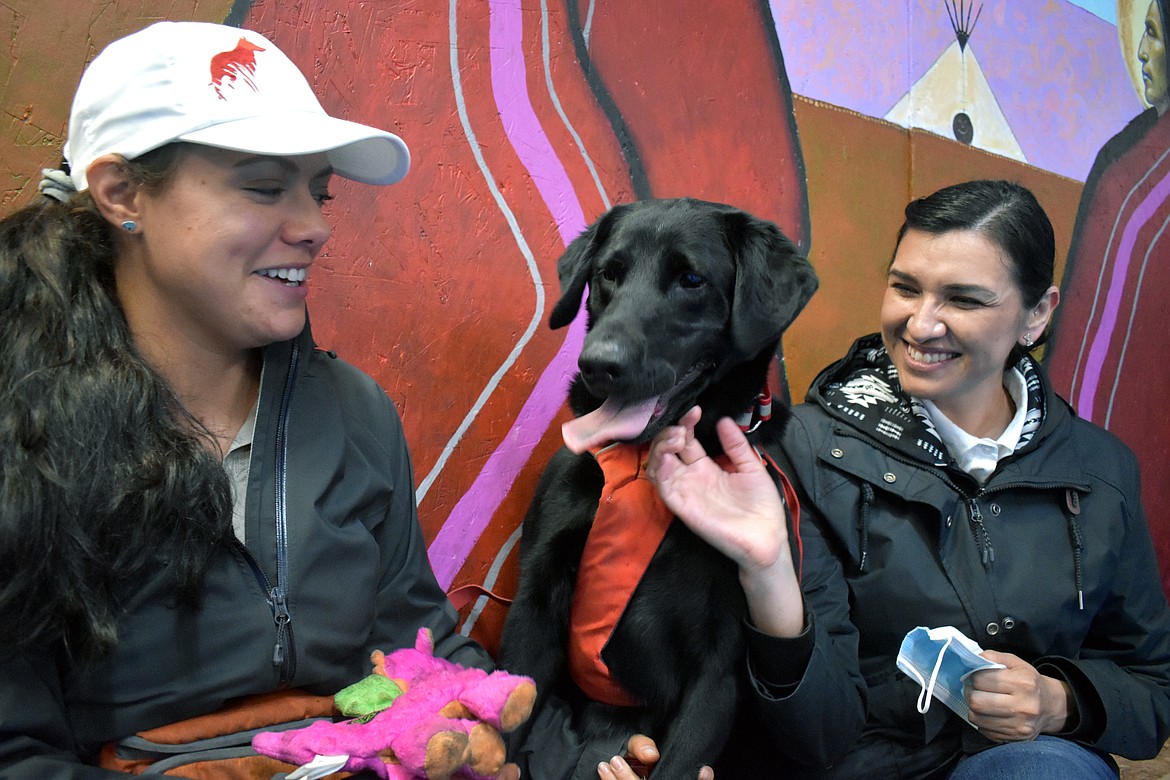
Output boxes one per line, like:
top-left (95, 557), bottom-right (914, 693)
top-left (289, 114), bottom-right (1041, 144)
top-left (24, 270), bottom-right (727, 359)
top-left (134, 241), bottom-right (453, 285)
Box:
top-left (561, 396), bottom-right (659, 453)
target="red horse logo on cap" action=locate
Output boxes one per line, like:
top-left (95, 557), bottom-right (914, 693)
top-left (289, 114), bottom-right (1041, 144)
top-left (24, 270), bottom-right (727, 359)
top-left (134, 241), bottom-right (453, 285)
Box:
top-left (209, 38), bottom-right (266, 100)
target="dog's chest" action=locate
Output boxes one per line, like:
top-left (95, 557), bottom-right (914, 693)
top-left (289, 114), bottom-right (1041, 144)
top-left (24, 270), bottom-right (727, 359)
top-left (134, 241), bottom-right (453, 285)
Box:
top-left (565, 444), bottom-right (747, 705)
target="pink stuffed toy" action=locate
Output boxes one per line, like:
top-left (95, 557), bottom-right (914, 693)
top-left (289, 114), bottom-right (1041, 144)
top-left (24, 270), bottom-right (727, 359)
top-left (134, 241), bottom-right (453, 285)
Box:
top-left (252, 629), bottom-right (536, 780)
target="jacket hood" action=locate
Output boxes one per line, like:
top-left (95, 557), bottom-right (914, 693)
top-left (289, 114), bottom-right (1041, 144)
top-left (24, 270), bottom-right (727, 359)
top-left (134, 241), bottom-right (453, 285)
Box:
top-left (806, 334), bottom-right (1052, 471)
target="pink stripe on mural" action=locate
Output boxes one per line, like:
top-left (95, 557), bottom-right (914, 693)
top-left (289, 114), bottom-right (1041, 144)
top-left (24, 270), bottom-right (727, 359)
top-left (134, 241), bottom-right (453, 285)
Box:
top-left (1076, 168), bottom-right (1170, 420)
top-left (428, 0), bottom-right (589, 588)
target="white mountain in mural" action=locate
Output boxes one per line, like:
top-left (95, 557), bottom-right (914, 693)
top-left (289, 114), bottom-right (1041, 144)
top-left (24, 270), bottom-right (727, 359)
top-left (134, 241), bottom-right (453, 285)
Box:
top-left (885, 40), bottom-right (1026, 163)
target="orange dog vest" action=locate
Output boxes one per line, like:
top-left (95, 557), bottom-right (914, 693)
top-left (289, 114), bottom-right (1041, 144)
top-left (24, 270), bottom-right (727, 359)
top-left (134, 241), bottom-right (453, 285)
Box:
top-left (568, 443), bottom-right (669, 706)
top-left (566, 442), bottom-right (803, 708)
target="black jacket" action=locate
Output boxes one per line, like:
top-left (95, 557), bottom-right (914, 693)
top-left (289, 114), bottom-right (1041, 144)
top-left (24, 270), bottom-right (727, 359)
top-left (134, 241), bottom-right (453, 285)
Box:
top-left (755, 334), bottom-right (1170, 778)
top-left (0, 325), bottom-right (609, 778)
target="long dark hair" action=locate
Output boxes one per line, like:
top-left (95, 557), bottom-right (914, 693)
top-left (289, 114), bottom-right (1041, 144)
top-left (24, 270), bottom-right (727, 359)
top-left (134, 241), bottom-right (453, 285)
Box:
top-left (891, 179), bottom-right (1055, 368)
top-left (0, 146), bottom-right (232, 661)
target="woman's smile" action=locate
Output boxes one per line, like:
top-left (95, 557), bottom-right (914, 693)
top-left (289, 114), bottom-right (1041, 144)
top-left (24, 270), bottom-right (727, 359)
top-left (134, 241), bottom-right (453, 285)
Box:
top-left (904, 343), bottom-right (960, 366)
top-left (255, 266), bottom-right (309, 285)
top-left (117, 146), bottom-right (333, 357)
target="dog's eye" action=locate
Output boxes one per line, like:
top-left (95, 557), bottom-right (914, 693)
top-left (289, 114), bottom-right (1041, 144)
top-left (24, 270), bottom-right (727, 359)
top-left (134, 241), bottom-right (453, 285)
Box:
top-left (679, 272), bottom-right (707, 289)
top-left (597, 263), bottom-right (624, 283)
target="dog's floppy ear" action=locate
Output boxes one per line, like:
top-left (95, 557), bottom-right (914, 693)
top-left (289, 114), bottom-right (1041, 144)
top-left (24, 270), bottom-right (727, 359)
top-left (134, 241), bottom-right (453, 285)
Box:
top-left (548, 204), bottom-right (630, 329)
top-left (723, 209), bottom-right (819, 358)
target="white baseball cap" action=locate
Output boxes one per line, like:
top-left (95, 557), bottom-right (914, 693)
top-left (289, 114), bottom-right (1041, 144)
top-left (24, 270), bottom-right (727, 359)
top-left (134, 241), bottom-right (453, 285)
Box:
top-left (63, 21), bottom-right (410, 191)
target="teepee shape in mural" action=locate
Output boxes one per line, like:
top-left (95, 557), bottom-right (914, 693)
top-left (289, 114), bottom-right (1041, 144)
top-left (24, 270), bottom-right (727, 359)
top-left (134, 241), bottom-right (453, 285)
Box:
top-left (885, 1), bottom-right (1025, 162)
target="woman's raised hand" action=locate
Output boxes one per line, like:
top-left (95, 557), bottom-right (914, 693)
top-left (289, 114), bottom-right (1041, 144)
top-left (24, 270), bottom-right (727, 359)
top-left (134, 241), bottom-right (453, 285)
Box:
top-left (645, 406), bottom-right (804, 637)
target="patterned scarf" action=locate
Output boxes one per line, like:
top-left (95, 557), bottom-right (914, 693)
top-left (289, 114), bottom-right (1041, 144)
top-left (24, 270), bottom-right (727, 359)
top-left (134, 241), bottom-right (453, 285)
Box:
top-left (816, 335), bottom-right (1047, 468)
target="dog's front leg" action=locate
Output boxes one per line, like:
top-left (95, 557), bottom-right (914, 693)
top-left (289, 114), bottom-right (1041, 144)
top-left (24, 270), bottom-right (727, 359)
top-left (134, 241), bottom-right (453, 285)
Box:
top-left (497, 539), bottom-right (576, 698)
top-left (648, 653), bottom-right (741, 779)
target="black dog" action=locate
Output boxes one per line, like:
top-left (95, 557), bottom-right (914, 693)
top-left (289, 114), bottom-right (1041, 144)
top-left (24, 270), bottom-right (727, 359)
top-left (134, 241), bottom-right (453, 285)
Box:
top-left (499, 198), bottom-right (817, 777)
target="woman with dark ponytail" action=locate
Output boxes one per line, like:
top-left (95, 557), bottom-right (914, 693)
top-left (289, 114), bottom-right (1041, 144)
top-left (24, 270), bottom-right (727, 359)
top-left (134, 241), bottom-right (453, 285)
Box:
top-left (644, 180), bottom-right (1170, 777)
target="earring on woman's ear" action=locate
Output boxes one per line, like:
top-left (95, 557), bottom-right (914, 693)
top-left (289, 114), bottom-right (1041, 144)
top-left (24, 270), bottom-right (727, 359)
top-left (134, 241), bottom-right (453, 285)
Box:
top-left (1022, 333), bottom-right (1034, 348)
top-left (121, 220), bottom-right (138, 233)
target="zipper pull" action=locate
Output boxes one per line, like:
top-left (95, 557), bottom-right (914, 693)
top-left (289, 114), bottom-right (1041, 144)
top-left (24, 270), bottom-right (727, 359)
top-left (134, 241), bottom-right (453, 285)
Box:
top-left (1065, 490), bottom-right (1085, 610)
top-left (270, 586), bottom-right (291, 666)
top-left (967, 498), bottom-right (994, 566)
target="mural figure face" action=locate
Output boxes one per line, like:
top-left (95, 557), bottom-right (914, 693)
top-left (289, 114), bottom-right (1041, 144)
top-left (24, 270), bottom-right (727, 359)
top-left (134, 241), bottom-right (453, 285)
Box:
top-left (1139, 0), bottom-right (1170, 114)
top-left (118, 145), bottom-right (334, 357)
top-left (881, 228), bottom-right (1054, 436)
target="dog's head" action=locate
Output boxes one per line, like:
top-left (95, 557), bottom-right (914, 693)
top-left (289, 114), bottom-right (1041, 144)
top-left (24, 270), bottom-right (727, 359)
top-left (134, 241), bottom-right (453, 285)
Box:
top-left (550, 198), bottom-right (818, 453)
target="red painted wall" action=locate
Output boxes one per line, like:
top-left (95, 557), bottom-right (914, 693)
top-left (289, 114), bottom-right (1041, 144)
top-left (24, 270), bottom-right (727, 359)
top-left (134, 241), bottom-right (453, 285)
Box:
top-left (3, 0), bottom-right (1153, 651)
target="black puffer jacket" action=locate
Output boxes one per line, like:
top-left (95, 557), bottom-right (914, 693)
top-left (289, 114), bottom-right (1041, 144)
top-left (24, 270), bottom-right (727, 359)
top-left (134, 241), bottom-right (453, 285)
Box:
top-left (758, 334), bottom-right (1170, 778)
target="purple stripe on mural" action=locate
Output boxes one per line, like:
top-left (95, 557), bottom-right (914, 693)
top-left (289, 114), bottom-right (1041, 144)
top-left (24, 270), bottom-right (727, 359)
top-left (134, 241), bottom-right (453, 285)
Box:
top-left (1076, 168), bottom-right (1170, 419)
top-left (428, 0), bottom-right (589, 588)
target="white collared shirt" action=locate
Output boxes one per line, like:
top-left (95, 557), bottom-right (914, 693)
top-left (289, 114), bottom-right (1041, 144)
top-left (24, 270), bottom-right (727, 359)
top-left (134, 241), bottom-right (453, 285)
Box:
top-left (919, 368), bottom-right (1028, 484)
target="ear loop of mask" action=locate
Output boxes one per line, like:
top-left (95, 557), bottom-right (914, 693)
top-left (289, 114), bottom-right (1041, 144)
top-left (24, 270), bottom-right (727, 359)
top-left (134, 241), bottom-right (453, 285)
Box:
top-left (916, 634), bottom-right (954, 714)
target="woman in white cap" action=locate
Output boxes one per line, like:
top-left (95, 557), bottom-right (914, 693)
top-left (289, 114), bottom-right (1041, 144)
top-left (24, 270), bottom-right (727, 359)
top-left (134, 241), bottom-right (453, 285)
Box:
top-left (0, 21), bottom-right (680, 780)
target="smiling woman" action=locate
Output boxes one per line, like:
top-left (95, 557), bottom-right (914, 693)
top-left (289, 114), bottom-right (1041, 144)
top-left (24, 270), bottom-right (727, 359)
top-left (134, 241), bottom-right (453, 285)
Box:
top-left (0, 20), bottom-right (699, 780)
top-left (0, 20), bottom-right (525, 780)
top-left (880, 187), bottom-right (1059, 439)
top-left (781, 181), bottom-right (1170, 776)
top-left (641, 180), bottom-right (1170, 778)
top-left (104, 145), bottom-right (335, 415)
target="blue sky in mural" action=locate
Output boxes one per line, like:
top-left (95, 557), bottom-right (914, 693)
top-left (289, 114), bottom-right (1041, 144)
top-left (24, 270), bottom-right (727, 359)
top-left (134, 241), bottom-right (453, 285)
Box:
top-left (770, 0), bottom-right (1139, 181)
top-left (1066, 0), bottom-right (1116, 24)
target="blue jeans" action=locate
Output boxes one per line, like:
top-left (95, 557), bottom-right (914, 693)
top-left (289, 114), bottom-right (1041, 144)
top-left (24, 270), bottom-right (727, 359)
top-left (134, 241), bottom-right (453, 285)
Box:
top-left (949, 736), bottom-right (1118, 780)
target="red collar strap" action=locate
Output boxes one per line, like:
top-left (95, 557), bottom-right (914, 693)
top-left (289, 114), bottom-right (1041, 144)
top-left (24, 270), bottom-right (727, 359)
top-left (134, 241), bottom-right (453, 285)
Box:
top-left (758, 448), bottom-right (802, 582)
top-left (735, 386), bottom-right (773, 432)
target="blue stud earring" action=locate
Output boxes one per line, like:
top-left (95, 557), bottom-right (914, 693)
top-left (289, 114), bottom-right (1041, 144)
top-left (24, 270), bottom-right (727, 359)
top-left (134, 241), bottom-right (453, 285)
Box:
top-left (121, 220), bottom-right (138, 233)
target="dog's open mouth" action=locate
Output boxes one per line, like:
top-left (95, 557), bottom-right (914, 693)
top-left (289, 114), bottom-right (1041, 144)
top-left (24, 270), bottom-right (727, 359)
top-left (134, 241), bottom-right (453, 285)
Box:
top-left (561, 365), bottom-right (711, 453)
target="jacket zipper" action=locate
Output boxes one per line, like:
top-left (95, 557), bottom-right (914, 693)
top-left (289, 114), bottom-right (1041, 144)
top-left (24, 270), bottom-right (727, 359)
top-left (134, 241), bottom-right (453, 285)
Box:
top-left (270, 339), bottom-right (300, 686)
top-left (236, 339), bottom-right (300, 687)
top-left (965, 498), bottom-right (994, 566)
top-left (235, 540), bottom-right (292, 676)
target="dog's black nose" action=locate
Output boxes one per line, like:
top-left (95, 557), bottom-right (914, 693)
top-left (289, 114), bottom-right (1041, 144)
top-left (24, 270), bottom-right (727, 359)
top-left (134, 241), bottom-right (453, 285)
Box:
top-left (578, 338), bottom-right (632, 393)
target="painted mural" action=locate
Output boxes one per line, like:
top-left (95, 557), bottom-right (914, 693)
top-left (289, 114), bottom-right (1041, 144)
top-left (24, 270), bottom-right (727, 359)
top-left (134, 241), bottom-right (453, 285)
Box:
top-left (773, 0), bottom-right (1137, 180)
top-left (1046, 0), bottom-right (1170, 595)
top-left (0, 0), bottom-right (1162, 647)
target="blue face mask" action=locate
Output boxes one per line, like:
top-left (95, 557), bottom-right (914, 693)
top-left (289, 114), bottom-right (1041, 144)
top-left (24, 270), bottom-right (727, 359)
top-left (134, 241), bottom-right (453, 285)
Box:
top-left (896, 626), bottom-right (1005, 727)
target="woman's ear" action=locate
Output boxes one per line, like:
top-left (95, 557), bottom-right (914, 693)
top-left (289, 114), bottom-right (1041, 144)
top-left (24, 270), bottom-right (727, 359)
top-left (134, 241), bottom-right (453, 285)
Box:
top-left (85, 154), bottom-right (142, 231)
top-left (1029, 285), bottom-right (1060, 335)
